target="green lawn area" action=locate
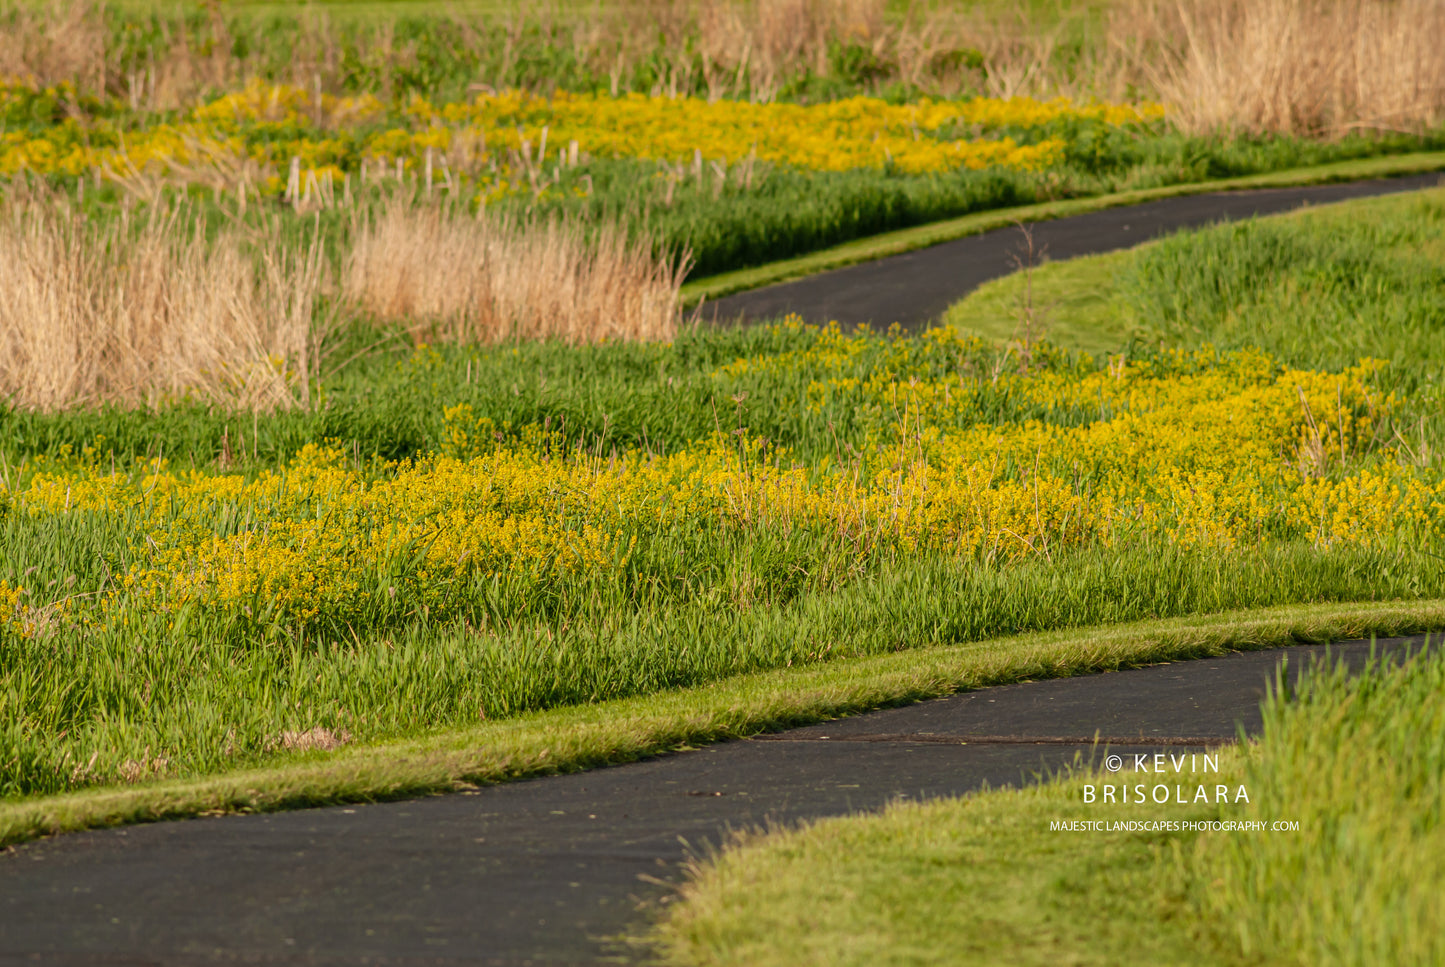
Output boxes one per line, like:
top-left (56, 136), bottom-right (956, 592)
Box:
top-left (945, 181), bottom-right (1445, 458)
top-left (649, 763), bottom-right (1244, 967)
top-left (946, 182), bottom-right (1445, 363)
top-left (943, 247), bottom-right (1137, 356)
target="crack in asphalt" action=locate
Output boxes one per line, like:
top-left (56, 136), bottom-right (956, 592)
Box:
top-left (749, 733), bottom-right (1233, 746)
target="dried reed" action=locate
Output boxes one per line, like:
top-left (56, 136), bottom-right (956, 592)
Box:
top-left (0, 0), bottom-right (985, 105)
top-left (343, 200), bottom-right (688, 345)
top-left (0, 0), bottom-right (245, 111)
top-left (5, 0), bottom-right (1443, 134)
top-left (0, 0), bottom-right (109, 94)
top-left (689, 0), bottom-right (885, 101)
top-left (0, 198), bottom-right (324, 411)
top-left (1118, 0), bottom-right (1445, 136)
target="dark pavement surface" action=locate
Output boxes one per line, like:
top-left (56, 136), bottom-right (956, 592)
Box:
top-left (1, 635), bottom-right (1435, 966)
top-left (703, 171), bottom-right (1445, 330)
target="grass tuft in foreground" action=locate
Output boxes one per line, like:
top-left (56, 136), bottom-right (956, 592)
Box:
top-left (1185, 642), bottom-right (1445, 965)
top-left (648, 641), bottom-right (1445, 967)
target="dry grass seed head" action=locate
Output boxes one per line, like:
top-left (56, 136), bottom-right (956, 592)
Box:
top-left (343, 200), bottom-right (687, 345)
top-left (1117, 0), bottom-right (1445, 136)
top-left (275, 727), bottom-right (353, 753)
top-left (0, 196), bottom-right (324, 411)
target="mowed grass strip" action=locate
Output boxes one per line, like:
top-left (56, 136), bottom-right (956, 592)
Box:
top-left (647, 757), bottom-right (1246, 967)
top-left (3, 598), bottom-right (1443, 849)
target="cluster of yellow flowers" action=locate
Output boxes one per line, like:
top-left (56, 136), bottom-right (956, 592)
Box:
top-left (681, 327), bottom-right (1430, 554)
top-left (0, 580), bottom-right (24, 634)
top-left (415, 89), bottom-right (1161, 174)
top-left (0, 79), bottom-right (1163, 194)
top-left (4, 326), bottom-right (1441, 636)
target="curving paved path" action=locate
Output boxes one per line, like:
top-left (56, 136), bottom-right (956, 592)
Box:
top-left (0, 636), bottom-right (1435, 965)
top-left (3, 177), bottom-right (1444, 965)
top-left (703, 172), bottom-right (1445, 329)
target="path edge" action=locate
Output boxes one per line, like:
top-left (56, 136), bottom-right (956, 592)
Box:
top-left (3, 599), bottom-right (1443, 850)
top-left (679, 151), bottom-right (1445, 308)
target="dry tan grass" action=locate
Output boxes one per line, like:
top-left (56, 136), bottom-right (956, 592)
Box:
top-left (0, 0), bottom-right (985, 105)
top-left (0, 188), bottom-right (686, 411)
top-left (4, 0), bottom-right (1443, 134)
top-left (1117, 0), bottom-right (1445, 136)
top-left (0, 0), bottom-right (241, 111)
top-left (274, 727), bottom-right (352, 753)
top-left (343, 200), bottom-right (688, 345)
top-left (579, 0), bottom-right (994, 102)
top-left (955, 6), bottom-right (1134, 103)
top-left (0, 198), bottom-right (324, 411)
top-left (0, 0), bottom-right (109, 94)
top-left (689, 0), bottom-right (885, 101)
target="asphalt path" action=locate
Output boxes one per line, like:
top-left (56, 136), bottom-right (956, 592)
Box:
top-left (0, 636), bottom-right (1435, 966)
top-left (703, 171), bottom-right (1445, 330)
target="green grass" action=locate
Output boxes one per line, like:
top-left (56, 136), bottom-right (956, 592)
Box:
top-left (649, 638), bottom-right (1445, 967)
top-left (10, 531), bottom-right (1445, 799)
top-left (942, 248), bottom-right (1136, 356)
top-left (4, 598), bottom-right (1443, 849)
top-left (648, 763), bottom-right (1243, 967)
top-left (947, 181), bottom-right (1445, 357)
top-left (1118, 190), bottom-right (1445, 376)
top-left (1185, 641), bottom-right (1445, 964)
top-left (0, 319), bottom-right (1102, 470)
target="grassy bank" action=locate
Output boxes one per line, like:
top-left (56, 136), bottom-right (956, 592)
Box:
top-left (948, 183), bottom-right (1445, 435)
top-left (650, 642), bottom-right (1445, 966)
top-left (7, 539), bottom-right (1445, 800)
top-left (1185, 639), bottom-right (1445, 964)
top-left (650, 758), bottom-right (1243, 967)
